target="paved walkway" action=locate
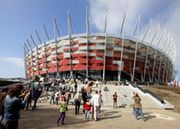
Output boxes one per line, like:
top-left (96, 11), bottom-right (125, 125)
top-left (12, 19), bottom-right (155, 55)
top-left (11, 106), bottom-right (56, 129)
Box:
top-left (19, 102), bottom-right (180, 129)
top-left (18, 84), bottom-right (180, 129)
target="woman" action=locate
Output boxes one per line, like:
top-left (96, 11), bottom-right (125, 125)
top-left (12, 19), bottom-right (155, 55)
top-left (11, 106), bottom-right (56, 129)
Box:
top-left (4, 84), bottom-right (25, 129)
top-left (57, 96), bottom-right (67, 126)
top-left (133, 93), bottom-right (145, 121)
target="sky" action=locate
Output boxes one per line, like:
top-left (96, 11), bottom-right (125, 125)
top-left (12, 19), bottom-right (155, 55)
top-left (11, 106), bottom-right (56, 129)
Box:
top-left (0, 0), bottom-right (180, 78)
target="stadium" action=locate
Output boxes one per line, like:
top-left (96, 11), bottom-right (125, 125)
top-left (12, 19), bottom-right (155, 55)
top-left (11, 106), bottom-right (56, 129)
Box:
top-left (24, 12), bottom-right (176, 84)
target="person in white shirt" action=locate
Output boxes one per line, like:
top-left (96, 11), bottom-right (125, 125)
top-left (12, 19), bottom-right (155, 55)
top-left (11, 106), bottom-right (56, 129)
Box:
top-left (95, 80), bottom-right (99, 87)
top-left (74, 91), bottom-right (82, 115)
top-left (90, 90), bottom-right (101, 121)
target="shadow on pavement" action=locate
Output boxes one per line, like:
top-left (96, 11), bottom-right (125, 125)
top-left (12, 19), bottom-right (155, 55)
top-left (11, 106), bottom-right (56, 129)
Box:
top-left (19, 106), bottom-right (88, 129)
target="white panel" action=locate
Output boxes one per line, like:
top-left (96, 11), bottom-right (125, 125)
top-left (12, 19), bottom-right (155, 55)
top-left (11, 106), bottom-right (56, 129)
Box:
top-left (89, 46), bottom-right (105, 50)
top-left (79, 46), bottom-right (87, 50)
top-left (96, 57), bottom-right (103, 60)
top-left (47, 57), bottom-right (52, 61)
top-left (57, 49), bottom-right (63, 53)
top-left (90, 39), bottom-right (105, 43)
top-left (64, 53), bottom-right (70, 58)
top-left (57, 46), bottom-right (69, 53)
top-left (106, 51), bottom-right (113, 57)
top-left (124, 48), bottom-right (135, 54)
top-left (78, 38), bottom-right (87, 43)
top-left (113, 61), bottom-right (124, 70)
top-left (114, 47), bottom-right (122, 51)
top-left (57, 40), bottom-right (69, 47)
top-left (51, 51), bottom-right (56, 55)
top-left (48, 43), bottom-right (56, 48)
top-left (89, 53), bottom-right (96, 56)
top-left (72, 60), bottom-right (79, 64)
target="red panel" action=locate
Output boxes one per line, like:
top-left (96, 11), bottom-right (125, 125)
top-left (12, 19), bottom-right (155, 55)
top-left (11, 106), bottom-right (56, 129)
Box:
top-left (78, 58), bottom-right (86, 63)
top-left (88, 43), bottom-right (96, 46)
top-left (39, 58), bottom-right (46, 63)
top-left (39, 71), bottom-right (47, 75)
top-left (47, 62), bottom-right (57, 68)
top-left (48, 67), bottom-right (58, 73)
top-left (79, 43), bottom-right (86, 47)
top-left (59, 65), bottom-right (71, 71)
top-left (58, 59), bottom-right (70, 65)
top-left (96, 53), bottom-right (104, 57)
top-left (73, 64), bottom-right (86, 70)
top-left (89, 66), bottom-right (103, 70)
top-left (72, 53), bottom-right (86, 58)
top-left (89, 60), bottom-right (103, 64)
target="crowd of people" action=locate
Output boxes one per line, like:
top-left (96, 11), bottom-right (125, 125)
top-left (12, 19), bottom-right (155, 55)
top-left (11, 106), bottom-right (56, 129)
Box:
top-left (0, 77), bottom-right (146, 129)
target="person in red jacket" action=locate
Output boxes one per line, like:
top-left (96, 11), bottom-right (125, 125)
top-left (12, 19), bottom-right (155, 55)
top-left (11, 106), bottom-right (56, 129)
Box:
top-left (84, 99), bottom-right (91, 120)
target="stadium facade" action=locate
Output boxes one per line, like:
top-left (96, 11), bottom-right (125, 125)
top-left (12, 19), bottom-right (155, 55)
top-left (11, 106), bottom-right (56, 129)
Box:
top-left (23, 12), bottom-right (176, 83)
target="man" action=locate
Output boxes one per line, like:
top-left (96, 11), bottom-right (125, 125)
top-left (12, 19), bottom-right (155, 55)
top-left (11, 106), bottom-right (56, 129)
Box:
top-left (113, 92), bottom-right (118, 108)
top-left (91, 90), bottom-right (101, 121)
top-left (74, 91), bottom-right (82, 115)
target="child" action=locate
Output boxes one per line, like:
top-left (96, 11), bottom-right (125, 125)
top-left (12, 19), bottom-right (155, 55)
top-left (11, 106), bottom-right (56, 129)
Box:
top-left (84, 99), bottom-right (91, 120)
top-left (57, 97), bottom-right (67, 126)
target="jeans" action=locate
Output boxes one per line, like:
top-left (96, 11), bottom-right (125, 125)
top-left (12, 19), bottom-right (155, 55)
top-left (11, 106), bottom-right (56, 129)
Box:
top-left (84, 110), bottom-right (90, 120)
top-left (32, 99), bottom-right (37, 111)
top-left (134, 108), bottom-right (144, 119)
top-left (50, 97), bottom-right (55, 104)
top-left (57, 112), bottom-right (65, 124)
top-left (75, 100), bottom-right (81, 115)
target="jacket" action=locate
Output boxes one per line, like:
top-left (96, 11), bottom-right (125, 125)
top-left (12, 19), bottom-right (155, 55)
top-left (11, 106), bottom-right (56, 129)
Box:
top-left (4, 95), bottom-right (24, 121)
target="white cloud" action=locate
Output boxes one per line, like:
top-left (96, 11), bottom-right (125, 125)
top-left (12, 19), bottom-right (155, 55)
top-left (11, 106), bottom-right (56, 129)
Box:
top-left (0, 56), bottom-right (24, 78)
top-left (88, 0), bottom-right (180, 72)
top-left (0, 56), bottom-right (24, 67)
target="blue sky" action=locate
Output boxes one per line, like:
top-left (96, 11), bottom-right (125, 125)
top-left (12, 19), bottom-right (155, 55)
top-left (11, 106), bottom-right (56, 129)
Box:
top-left (0, 0), bottom-right (180, 78)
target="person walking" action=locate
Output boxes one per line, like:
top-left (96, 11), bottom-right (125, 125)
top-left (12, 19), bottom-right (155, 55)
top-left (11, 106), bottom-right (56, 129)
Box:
top-left (57, 96), bottom-right (67, 126)
top-left (50, 90), bottom-right (55, 105)
top-left (74, 91), bottom-right (82, 115)
top-left (84, 99), bottom-right (91, 120)
top-left (133, 93), bottom-right (145, 121)
top-left (99, 90), bottom-right (103, 113)
top-left (113, 92), bottom-right (118, 108)
top-left (91, 90), bottom-right (101, 121)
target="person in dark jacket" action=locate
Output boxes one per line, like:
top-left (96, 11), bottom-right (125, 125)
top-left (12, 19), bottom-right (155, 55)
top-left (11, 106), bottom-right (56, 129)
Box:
top-left (0, 88), bottom-right (8, 123)
top-left (4, 84), bottom-right (24, 129)
top-left (31, 86), bottom-right (42, 111)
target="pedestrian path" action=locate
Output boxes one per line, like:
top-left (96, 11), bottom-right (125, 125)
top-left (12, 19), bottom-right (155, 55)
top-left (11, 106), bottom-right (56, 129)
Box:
top-left (92, 84), bottom-right (162, 109)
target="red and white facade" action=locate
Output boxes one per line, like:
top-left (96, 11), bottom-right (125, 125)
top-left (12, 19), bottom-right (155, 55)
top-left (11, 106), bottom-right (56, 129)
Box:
top-left (24, 33), bottom-right (174, 83)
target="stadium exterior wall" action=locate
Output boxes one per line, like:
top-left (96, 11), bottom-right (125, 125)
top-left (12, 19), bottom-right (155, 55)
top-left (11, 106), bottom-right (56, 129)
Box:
top-left (24, 33), bottom-right (173, 83)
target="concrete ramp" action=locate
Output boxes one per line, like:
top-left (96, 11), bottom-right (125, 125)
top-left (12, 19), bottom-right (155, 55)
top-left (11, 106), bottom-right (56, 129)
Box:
top-left (97, 84), bottom-right (172, 109)
top-left (128, 82), bottom-right (174, 109)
